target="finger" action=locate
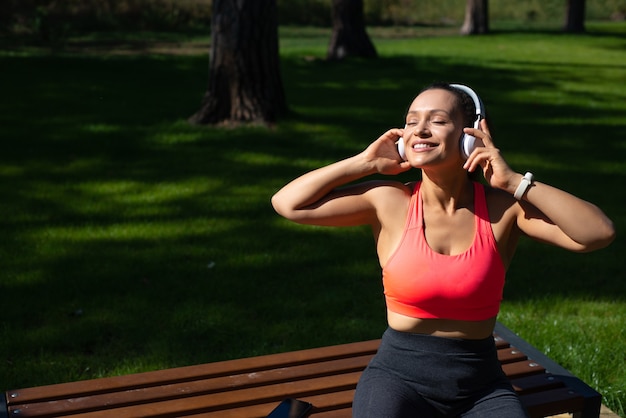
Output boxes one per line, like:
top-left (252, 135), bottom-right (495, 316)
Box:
top-left (463, 156), bottom-right (481, 173)
top-left (463, 151), bottom-right (479, 172)
top-left (480, 119), bottom-right (491, 136)
top-left (385, 128), bottom-right (405, 142)
top-left (464, 126), bottom-right (495, 149)
top-left (393, 127), bottom-right (405, 140)
top-left (463, 148), bottom-right (492, 173)
top-left (478, 119), bottom-right (497, 148)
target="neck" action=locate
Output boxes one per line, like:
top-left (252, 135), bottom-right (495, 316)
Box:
top-left (420, 170), bottom-right (474, 212)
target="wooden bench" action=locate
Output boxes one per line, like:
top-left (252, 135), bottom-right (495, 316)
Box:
top-left (1, 322), bottom-right (601, 418)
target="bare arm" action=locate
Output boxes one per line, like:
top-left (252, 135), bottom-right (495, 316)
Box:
top-left (271, 128), bottom-right (411, 226)
top-left (509, 179), bottom-right (614, 252)
top-left (464, 121), bottom-right (615, 252)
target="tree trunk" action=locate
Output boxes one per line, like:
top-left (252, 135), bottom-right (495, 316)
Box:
top-left (460, 0), bottom-right (489, 35)
top-left (327, 0), bottom-right (377, 61)
top-left (189, 0), bottom-right (287, 126)
top-left (564, 0), bottom-right (586, 33)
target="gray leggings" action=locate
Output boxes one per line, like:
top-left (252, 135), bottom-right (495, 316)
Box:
top-left (352, 328), bottom-right (529, 418)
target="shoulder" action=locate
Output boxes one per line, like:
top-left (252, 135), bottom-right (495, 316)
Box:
top-left (483, 183), bottom-right (518, 212)
top-left (351, 179), bottom-right (415, 198)
top-left (357, 180), bottom-right (414, 218)
top-left (330, 179), bottom-right (413, 215)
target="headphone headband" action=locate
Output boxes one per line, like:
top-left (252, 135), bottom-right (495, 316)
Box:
top-left (450, 83), bottom-right (485, 119)
top-left (449, 83), bottom-right (485, 159)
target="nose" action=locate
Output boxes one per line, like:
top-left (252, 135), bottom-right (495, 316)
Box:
top-left (414, 121), bottom-right (430, 137)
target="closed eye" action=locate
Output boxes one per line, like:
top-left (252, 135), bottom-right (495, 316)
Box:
top-left (405, 118), bottom-right (448, 126)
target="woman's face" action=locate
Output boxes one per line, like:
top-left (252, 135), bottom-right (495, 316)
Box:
top-left (403, 88), bottom-right (465, 166)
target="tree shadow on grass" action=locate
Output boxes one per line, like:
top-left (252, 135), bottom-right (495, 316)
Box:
top-left (0, 44), bottom-right (624, 390)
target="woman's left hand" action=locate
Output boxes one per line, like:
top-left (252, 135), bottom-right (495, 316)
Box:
top-left (462, 120), bottom-right (519, 193)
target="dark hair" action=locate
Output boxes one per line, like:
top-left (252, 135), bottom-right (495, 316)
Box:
top-left (420, 82), bottom-right (476, 128)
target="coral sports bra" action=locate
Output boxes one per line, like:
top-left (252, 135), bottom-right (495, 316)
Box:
top-left (382, 181), bottom-right (505, 321)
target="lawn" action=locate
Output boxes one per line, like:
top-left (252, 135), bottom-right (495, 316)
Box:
top-left (1, 22), bottom-right (625, 415)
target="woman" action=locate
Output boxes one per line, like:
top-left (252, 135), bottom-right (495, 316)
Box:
top-left (271, 83), bottom-right (615, 417)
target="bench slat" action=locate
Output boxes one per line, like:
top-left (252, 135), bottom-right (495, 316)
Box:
top-left (21, 373), bottom-right (362, 418)
top-left (182, 390), bottom-right (356, 418)
top-left (520, 387), bottom-right (586, 417)
top-left (497, 347), bottom-right (528, 364)
top-left (6, 340), bottom-right (381, 405)
top-left (501, 359), bottom-right (546, 379)
top-left (184, 403), bottom-right (275, 418)
top-left (510, 373), bottom-right (565, 395)
top-left (7, 356), bottom-right (371, 417)
top-left (309, 411), bottom-right (351, 418)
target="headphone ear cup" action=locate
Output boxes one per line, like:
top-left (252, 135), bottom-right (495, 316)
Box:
top-left (397, 138), bottom-right (406, 160)
top-left (460, 133), bottom-right (476, 159)
top-left (450, 84), bottom-right (485, 160)
top-left (461, 115), bottom-right (481, 159)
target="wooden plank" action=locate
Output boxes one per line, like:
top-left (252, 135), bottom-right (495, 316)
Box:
top-left (501, 359), bottom-right (546, 379)
top-left (7, 356), bottom-right (370, 417)
top-left (493, 334), bottom-right (511, 349)
top-left (6, 340), bottom-right (380, 405)
top-left (521, 387), bottom-right (585, 417)
top-left (510, 373), bottom-right (564, 395)
top-left (184, 390), bottom-right (356, 418)
top-left (310, 409), bottom-right (351, 418)
top-left (497, 346), bottom-right (528, 364)
top-left (31, 373), bottom-right (362, 418)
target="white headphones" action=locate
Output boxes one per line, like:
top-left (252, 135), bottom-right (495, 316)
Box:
top-left (450, 83), bottom-right (485, 159)
top-left (397, 83), bottom-right (485, 160)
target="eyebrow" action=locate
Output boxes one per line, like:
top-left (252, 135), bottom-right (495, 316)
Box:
top-left (407, 109), bottom-right (452, 116)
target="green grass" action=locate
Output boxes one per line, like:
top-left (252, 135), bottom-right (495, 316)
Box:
top-left (1, 22), bottom-right (625, 415)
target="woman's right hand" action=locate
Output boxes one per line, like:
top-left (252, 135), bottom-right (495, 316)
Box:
top-left (362, 128), bottom-right (412, 175)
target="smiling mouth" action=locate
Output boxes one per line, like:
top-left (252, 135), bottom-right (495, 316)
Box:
top-left (412, 142), bottom-right (437, 150)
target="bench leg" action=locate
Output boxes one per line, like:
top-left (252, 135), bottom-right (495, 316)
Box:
top-left (572, 398), bottom-right (602, 418)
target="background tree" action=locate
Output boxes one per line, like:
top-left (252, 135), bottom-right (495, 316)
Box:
top-left (564, 0), bottom-right (586, 33)
top-left (189, 0), bottom-right (287, 126)
top-left (460, 0), bottom-right (490, 35)
top-left (327, 0), bottom-right (377, 60)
